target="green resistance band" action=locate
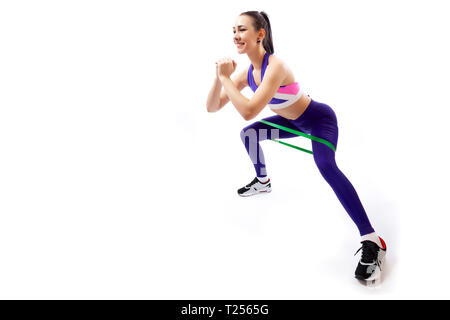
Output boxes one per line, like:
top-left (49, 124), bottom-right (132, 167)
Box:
top-left (259, 119), bottom-right (336, 154)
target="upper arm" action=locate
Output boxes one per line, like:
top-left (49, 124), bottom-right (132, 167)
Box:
top-left (247, 60), bottom-right (286, 119)
top-left (217, 68), bottom-right (248, 110)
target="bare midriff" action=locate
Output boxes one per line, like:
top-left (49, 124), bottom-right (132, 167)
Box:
top-left (271, 92), bottom-right (311, 120)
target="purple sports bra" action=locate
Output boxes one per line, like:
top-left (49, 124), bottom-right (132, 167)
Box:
top-left (247, 52), bottom-right (303, 110)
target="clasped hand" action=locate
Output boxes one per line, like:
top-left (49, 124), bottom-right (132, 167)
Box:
top-left (215, 58), bottom-right (237, 80)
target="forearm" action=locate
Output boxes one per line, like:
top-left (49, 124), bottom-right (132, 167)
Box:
top-left (219, 76), bottom-right (251, 120)
top-left (206, 76), bottom-right (223, 112)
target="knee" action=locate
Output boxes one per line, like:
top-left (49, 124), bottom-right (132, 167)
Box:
top-left (240, 126), bottom-right (265, 143)
top-left (240, 128), bottom-right (247, 142)
top-left (240, 129), bottom-right (249, 144)
top-left (314, 157), bottom-right (337, 179)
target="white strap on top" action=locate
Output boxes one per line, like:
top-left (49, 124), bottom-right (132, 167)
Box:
top-left (269, 89), bottom-right (303, 110)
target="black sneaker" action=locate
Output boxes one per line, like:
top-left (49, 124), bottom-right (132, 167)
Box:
top-left (237, 177), bottom-right (271, 197)
top-left (354, 237), bottom-right (387, 285)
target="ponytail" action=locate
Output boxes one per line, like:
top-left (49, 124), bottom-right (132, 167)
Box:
top-left (259, 12), bottom-right (274, 54)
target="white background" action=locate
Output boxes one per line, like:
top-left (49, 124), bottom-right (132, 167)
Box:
top-left (0, 0), bottom-right (449, 299)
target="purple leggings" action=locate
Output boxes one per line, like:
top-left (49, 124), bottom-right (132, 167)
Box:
top-left (240, 99), bottom-right (374, 236)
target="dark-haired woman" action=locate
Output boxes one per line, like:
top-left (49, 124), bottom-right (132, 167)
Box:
top-left (206, 11), bottom-right (386, 284)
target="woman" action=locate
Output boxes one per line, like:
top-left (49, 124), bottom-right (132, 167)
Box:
top-left (206, 11), bottom-right (386, 284)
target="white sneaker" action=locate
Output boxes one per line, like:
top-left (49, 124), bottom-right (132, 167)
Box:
top-left (237, 177), bottom-right (271, 197)
top-left (354, 237), bottom-right (387, 286)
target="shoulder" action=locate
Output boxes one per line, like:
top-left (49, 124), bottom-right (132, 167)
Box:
top-left (268, 54), bottom-right (288, 72)
top-left (262, 55), bottom-right (288, 84)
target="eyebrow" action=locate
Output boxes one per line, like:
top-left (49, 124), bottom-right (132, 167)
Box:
top-left (232, 25), bottom-right (246, 29)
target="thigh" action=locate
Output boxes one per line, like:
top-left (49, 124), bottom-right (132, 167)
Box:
top-left (311, 116), bottom-right (339, 159)
top-left (244, 114), bottom-right (305, 140)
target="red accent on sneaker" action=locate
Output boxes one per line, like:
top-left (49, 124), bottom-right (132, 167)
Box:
top-left (379, 237), bottom-right (386, 250)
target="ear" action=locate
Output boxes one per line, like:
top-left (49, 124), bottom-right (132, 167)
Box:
top-left (259, 28), bottom-right (266, 41)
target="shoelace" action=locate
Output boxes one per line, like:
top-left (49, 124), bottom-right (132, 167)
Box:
top-left (354, 241), bottom-right (381, 269)
top-left (245, 177), bottom-right (260, 188)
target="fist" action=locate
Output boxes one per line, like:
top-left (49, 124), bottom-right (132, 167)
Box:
top-left (216, 58), bottom-right (237, 78)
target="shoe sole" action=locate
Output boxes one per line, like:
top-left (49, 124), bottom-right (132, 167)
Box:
top-left (238, 189), bottom-right (272, 197)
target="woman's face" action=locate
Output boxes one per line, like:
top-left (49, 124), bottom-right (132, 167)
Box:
top-left (233, 15), bottom-right (262, 54)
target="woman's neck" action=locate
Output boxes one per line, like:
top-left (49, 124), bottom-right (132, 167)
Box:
top-left (248, 49), bottom-right (267, 71)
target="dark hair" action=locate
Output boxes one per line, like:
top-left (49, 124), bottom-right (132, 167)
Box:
top-left (240, 11), bottom-right (274, 54)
